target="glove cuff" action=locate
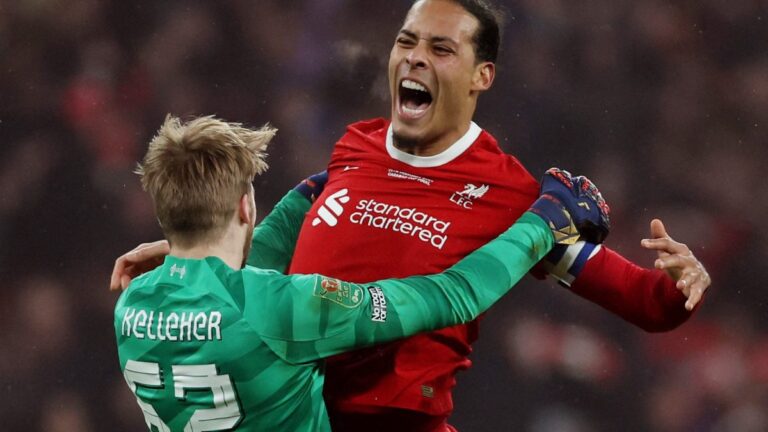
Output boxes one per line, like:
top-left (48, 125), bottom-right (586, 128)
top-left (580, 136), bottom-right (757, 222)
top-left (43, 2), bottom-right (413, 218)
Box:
top-left (293, 171), bottom-right (328, 202)
top-left (542, 241), bottom-right (602, 287)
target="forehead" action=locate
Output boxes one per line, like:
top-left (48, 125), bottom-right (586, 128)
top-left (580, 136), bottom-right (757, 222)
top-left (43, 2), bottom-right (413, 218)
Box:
top-left (401, 0), bottom-right (479, 44)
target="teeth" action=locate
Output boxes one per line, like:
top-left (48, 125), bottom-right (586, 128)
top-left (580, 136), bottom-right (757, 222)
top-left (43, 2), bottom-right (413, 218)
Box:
top-left (402, 79), bottom-right (428, 93)
top-left (403, 106), bottom-right (426, 115)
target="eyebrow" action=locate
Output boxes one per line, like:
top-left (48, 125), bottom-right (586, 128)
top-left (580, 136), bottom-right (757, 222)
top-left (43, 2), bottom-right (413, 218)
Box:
top-left (398, 29), bottom-right (459, 46)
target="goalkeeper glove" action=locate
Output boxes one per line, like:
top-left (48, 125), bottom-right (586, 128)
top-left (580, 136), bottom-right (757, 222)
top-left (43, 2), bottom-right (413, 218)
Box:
top-left (293, 170), bottom-right (328, 203)
top-left (529, 168), bottom-right (611, 245)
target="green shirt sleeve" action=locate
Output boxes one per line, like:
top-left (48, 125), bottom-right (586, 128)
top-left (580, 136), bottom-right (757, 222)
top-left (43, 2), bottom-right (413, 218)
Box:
top-left (250, 211), bottom-right (552, 364)
top-left (246, 189), bottom-right (311, 272)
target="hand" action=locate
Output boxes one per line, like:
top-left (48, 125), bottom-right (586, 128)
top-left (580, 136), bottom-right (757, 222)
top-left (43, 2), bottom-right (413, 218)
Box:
top-left (109, 240), bottom-right (170, 291)
top-left (530, 168), bottom-right (611, 245)
top-left (293, 170), bottom-right (329, 202)
top-left (641, 219), bottom-right (710, 311)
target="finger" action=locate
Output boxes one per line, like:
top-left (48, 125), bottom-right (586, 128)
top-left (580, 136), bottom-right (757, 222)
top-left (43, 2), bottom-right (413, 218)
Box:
top-left (649, 218), bottom-right (668, 240)
top-left (680, 270), bottom-right (709, 311)
top-left (110, 257), bottom-right (128, 291)
top-left (120, 263), bottom-right (139, 290)
top-left (676, 278), bottom-right (690, 299)
top-left (110, 252), bottom-right (145, 291)
top-left (125, 245), bottom-right (155, 263)
top-left (642, 237), bottom-right (687, 255)
top-left (654, 254), bottom-right (692, 270)
top-left (110, 246), bottom-right (149, 291)
top-left (685, 282), bottom-right (707, 311)
top-left (676, 271), bottom-right (701, 295)
top-left (110, 241), bottom-right (169, 291)
top-left (128, 241), bottom-right (170, 265)
top-left (641, 241), bottom-right (670, 259)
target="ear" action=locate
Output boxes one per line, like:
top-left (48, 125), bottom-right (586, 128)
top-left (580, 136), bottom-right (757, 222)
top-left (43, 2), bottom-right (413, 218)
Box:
top-left (238, 193), bottom-right (255, 226)
top-left (471, 62), bottom-right (495, 92)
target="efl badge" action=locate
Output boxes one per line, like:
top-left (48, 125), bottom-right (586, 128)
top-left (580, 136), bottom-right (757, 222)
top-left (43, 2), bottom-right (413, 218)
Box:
top-left (313, 276), bottom-right (363, 308)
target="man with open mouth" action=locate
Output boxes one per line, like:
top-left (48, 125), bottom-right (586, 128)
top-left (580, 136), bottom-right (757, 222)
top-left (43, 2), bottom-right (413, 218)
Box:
top-left (301, 3), bottom-right (710, 430)
top-left (111, 1), bottom-right (711, 431)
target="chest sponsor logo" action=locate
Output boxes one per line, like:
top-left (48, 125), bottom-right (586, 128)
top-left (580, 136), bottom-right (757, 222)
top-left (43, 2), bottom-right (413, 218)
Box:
top-left (350, 198), bottom-right (451, 249)
top-left (311, 189), bottom-right (453, 250)
top-left (450, 183), bottom-right (489, 209)
top-left (313, 276), bottom-right (363, 308)
top-left (312, 189), bottom-right (351, 227)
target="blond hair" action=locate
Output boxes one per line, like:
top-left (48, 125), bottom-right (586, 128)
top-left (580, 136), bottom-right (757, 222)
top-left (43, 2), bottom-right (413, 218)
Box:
top-left (136, 115), bottom-right (273, 247)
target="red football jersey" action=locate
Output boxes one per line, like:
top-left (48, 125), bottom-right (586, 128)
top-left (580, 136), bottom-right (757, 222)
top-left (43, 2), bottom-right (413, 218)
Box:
top-left (288, 118), bottom-right (538, 416)
top-left (287, 118), bottom-right (690, 422)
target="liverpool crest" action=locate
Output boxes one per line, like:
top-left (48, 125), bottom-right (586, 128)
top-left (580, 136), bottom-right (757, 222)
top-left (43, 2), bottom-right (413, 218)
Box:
top-left (450, 183), bottom-right (490, 209)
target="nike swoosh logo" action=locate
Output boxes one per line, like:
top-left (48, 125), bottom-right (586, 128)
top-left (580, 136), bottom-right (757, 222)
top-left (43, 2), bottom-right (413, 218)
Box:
top-left (343, 166), bottom-right (360, 171)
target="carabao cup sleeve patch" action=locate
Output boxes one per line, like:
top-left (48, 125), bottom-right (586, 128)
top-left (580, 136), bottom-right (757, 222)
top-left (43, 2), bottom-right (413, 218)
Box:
top-left (313, 276), bottom-right (363, 308)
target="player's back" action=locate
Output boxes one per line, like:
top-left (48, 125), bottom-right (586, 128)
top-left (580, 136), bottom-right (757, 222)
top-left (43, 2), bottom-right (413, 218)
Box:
top-left (114, 256), bottom-right (330, 432)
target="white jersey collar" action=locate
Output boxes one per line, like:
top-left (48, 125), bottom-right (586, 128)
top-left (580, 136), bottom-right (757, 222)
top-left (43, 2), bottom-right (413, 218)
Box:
top-left (385, 122), bottom-right (482, 168)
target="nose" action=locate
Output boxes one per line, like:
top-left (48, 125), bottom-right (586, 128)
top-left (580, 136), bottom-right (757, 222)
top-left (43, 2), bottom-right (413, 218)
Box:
top-left (405, 41), bottom-right (428, 69)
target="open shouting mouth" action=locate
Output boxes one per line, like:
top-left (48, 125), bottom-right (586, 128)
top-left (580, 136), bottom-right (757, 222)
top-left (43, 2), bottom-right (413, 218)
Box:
top-left (398, 78), bottom-right (433, 120)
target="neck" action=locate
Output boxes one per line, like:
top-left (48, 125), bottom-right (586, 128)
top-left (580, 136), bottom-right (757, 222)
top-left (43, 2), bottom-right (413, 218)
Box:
top-left (392, 99), bottom-right (478, 156)
top-left (396, 125), bottom-right (469, 156)
top-left (169, 227), bottom-right (246, 271)
top-left (394, 120), bottom-right (474, 156)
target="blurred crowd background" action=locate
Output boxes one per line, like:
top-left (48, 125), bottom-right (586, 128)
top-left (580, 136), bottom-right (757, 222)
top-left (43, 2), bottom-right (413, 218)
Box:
top-left (1, 0), bottom-right (766, 431)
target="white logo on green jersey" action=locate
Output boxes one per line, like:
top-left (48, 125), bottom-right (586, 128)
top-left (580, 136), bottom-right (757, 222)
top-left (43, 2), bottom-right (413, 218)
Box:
top-left (121, 308), bottom-right (222, 342)
top-left (123, 360), bottom-right (241, 430)
top-left (170, 263), bottom-right (186, 279)
top-left (367, 286), bottom-right (387, 322)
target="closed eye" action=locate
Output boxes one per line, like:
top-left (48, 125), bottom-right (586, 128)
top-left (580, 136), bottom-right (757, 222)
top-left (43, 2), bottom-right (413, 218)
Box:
top-left (397, 37), bottom-right (417, 47)
top-left (433, 45), bottom-right (454, 55)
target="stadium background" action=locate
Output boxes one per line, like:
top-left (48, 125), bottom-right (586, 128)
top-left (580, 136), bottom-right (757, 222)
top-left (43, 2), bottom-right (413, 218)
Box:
top-left (1, 0), bottom-right (766, 430)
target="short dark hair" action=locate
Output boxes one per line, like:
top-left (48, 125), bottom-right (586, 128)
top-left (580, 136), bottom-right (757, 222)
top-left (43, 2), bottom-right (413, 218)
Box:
top-left (446, 0), bottom-right (503, 63)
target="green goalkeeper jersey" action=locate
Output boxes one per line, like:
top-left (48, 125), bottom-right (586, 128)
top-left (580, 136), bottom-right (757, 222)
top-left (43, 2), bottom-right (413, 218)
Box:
top-left (115, 210), bottom-right (551, 431)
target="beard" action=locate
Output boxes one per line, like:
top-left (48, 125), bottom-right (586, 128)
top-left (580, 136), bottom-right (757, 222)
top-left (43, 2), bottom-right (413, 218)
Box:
top-left (392, 131), bottom-right (423, 153)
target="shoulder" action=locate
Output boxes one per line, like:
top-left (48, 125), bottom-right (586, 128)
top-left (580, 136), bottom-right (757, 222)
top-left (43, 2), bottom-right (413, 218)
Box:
top-left (239, 266), bottom-right (320, 296)
top-left (116, 266), bottom-right (170, 311)
top-left (334, 118), bottom-right (389, 154)
top-left (123, 266), bottom-right (162, 295)
top-left (346, 118), bottom-right (389, 137)
top-left (462, 129), bottom-right (538, 188)
top-left (240, 265), bottom-right (289, 288)
top-left (241, 265), bottom-right (283, 277)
